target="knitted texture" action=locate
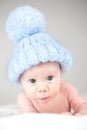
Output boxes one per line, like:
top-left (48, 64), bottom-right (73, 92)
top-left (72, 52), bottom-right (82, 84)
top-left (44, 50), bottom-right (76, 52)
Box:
top-left (5, 6), bottom-right (72, 83)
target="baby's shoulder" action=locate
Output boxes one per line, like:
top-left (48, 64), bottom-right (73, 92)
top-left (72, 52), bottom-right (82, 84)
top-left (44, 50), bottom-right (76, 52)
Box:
top-left (61, 80), bottom-right (76, 94)
top-left (61, 80), bottom-right (71, 89)
top-left (17, 91), bottom-right (28, 102)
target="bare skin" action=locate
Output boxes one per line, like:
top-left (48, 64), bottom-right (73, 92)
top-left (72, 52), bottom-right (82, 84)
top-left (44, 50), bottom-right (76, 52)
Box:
top-left (17, 62), bottom-right (87, 115)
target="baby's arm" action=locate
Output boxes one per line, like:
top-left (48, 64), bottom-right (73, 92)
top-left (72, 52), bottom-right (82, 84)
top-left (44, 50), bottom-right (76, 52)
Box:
top-left (65, 82), bottom-right (87, 115)
top-left (17, 91), bottom-right (38, 113)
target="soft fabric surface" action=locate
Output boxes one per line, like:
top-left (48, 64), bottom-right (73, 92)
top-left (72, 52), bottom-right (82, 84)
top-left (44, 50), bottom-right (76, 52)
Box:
top-left (0, 113), bottom-right (87, 130)
top-left (0, 104), bottom-right (87, 130)
top-left (0, 104), bottom-right (19, 118)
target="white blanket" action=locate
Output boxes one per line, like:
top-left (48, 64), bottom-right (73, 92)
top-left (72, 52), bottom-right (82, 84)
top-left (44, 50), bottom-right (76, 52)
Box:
top-left (0, 104), bottom-right (87, 130)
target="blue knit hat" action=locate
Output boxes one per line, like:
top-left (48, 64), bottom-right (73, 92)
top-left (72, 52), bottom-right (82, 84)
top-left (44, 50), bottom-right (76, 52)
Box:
top-left (5, 6), bottom-right (72, 83)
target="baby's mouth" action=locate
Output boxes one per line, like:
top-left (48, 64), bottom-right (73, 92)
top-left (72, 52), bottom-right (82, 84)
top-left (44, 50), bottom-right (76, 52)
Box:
top-left (37, 96), bottom-right (50, 104)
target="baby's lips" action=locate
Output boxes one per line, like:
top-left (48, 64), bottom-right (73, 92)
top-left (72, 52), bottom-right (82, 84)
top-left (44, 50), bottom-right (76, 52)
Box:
top-left (37, 96), bottom-right (50, 104)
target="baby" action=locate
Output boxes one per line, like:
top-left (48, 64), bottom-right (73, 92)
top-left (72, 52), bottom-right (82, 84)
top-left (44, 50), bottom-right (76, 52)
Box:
top-left (6, 6), bottom-right (87, 115)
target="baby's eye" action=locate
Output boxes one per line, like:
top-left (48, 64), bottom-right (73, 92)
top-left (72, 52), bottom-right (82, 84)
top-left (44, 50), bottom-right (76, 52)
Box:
top-left (46, 75), bottom-right (54, 81)
top-left (29, 79), bottom-right (36, 84)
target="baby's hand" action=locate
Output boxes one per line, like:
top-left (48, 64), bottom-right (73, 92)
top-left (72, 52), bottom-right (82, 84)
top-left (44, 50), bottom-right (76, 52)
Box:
top-left (74, 112), bottom-right (87, 116)
top-left (61, 112), bottom-right (73, 116)
top-left (74, 101), bottom-right (87, 116)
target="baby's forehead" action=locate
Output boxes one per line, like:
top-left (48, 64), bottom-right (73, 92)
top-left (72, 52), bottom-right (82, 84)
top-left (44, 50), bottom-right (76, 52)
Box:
top-left (22, 62), bottom-right (59, 77)
top-left (32, 61), bottom-right (58, 67)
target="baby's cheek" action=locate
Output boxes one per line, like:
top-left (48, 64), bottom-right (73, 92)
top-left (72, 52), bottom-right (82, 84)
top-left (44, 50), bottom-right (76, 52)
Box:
top-left (26, 88), bottom-right (35, 99)
top-left (52, 86), bottom-right (60, 96)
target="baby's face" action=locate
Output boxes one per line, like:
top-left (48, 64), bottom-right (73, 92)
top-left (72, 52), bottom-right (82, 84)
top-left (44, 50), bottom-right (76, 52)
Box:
top-left (20, 61), bottom-right (62, 105)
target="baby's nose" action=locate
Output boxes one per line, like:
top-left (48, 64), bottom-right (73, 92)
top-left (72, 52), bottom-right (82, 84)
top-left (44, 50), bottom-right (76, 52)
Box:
top-left (37, 85), bottom-right (48, 93)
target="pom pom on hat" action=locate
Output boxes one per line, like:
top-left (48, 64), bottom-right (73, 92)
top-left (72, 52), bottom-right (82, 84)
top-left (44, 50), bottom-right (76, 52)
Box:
top-left (6, 6), bottom-right (72, 83)
top-left (6, 6), bottom-right (46, 44)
